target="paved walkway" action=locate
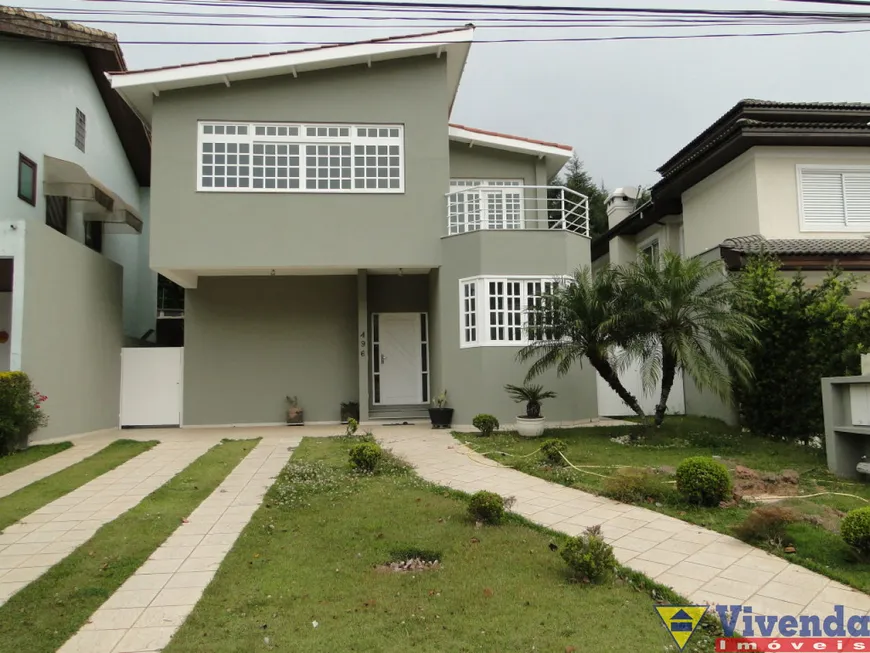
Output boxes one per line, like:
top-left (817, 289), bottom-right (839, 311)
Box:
top-left (0, 440), bottom-right (214, 606)
top-left (59, 436), bottom-right (300, 653)
top-left (376, 427), bottom-right (870, 619)
top-left (0, 440), bottom-right (111, 499)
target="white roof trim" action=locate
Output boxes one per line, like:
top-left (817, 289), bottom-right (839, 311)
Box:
top-left (109, 28), bottom-right (473, 124)
top-left (448, 125), bottom-right (573, 171)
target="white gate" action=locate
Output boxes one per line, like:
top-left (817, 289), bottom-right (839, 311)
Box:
top-left (120, 347), bottom-right (183, 427)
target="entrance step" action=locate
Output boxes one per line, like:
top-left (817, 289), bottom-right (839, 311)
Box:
top-left (369, 404), bottom-right (429, 424)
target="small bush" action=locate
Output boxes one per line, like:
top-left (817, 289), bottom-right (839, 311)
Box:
top-left (468, 490), bottom-right (506, 524)
top-left (349, 441), bottom-right (383, 473)
top-left (0, 372), bottom-right (48, 454)
top-left (602, 468), bottom-right (671, 504)
top-left (560, 525), bottom-right (618, 583)
top-left (675, 456), bottom-right (732, 506)
top-left (472, 414), bottom-right (499, 437)
top-left (540, 438), bottom-right (567, 465)
top-left (733, 506), bottom-right (798, 544)
top-left (841, 506), bottom-right (870, 554)
top-left (345, 418), bottom-right (359, 437)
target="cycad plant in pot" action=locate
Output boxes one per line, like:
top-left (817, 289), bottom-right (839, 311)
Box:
top-left (505, 384), bottom-right (557, 437)
top-left (428, 390), bottom-right (453, 429)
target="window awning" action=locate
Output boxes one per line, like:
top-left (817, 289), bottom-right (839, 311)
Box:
top-left (43, 156), bottom-right (143, 234)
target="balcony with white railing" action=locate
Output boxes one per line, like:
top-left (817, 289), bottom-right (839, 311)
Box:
top-left (445, 185), bottom-right (589, 237)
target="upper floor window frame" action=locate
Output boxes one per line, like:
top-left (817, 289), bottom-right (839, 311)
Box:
top-left (17, 153), bottom-right (37, 206)
top-left (197, 121), bottom-right (405, 194)
top-left (797, 164), bottom-right (870, 232)
top-left (638, 235), bottom-right (660, 265)
top-left (448, 179), bottom-right (524, 234)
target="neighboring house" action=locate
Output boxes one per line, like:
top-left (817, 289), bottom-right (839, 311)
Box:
top-left (0, 6), bottom-right (155, 439)
top-left (593, 99), bottom-right (870, 421)
top-left (109, 26), bottom-right (598, 429)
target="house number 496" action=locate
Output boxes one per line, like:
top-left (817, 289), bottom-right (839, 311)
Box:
top-left (360, 331), bottom-right (366, 358)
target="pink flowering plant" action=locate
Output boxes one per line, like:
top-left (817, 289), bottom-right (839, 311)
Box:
top-left (0, 372), bottom-right (48, 454)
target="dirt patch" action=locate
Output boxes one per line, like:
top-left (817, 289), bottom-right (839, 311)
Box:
top-left (732, 465), bottom-right (803, 500)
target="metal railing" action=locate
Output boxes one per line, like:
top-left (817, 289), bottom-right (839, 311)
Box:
top-left (445, 185), bottom-right (589, 237)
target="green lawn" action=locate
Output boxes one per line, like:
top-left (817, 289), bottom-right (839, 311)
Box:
top-left (0, 439), bottom-right (156, 533)
top-left (0, 442), bottom-right (72, 477)
top-left (164, 436), bottom-right (721, 653)
top-left (0, 439), bottom-right (258, 653)
top-left (461, 416), bottom-right (870, 591)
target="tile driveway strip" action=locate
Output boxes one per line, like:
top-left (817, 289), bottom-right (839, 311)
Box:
top-left (375, 426), bottom-right (870, 619)
top-left (59, 436), bottom-right (302, 653)
top-left (0, 441), bottom-right (110, 499)
top-left (0, 441), bottom-right (214, 606)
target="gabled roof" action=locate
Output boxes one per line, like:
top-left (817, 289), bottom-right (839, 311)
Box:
top-left (448, 123), bottom-right (573, 175)
top-left (110, 26), bottom-right (475, 124)
top-left (0, 5), bottom-right (151, 186)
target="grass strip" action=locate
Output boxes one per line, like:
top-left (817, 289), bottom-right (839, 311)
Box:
top-left (0, 439), bottom-right (156, 532)
top-left (0, 438), bottom-right (259, 653)
top-left (164, 437), bottom-right (695, 653)
top-left (0, 442), bottom-right (73, 477)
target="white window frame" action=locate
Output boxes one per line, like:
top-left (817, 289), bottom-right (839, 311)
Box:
top-left (458, 275), bottom-right (568, 349)
top-left (638, 235), bottom-right (660, 264)
top-left (448, 179), bottom-right (524, 234)
top-left (797, 164), bottom-right (870, 232)
top-left (197, 121), bottom-right (404, 194)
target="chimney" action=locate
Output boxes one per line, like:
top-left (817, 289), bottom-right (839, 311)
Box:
top-left (605, 187), bottom-right (641, 229)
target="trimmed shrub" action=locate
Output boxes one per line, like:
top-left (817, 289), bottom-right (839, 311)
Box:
top-left (733, 506), bottom-right (798, 544)
top-left (0, 372), bottom-right (47, 454)
top-left (560, 525), bottom-right (617, 583)
top-left (841, 506), bottom-right (870, 555)
top-left (540, 438), bottom-right (567, 465)
top-left (472, 414), bottom-right (499, 437)
top-left (602, 468), bottom-right (671, 504)
top-left (468, 490), bottom-right (505, 524)
top-left (675, 456), bottom-right (732, 506)
top-left (348, 441), bottom-right (382, 473)
top-left (345, 418), bottom-right (359, 437)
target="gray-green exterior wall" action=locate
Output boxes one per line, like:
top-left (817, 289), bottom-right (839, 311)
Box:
top-left (183, 276), bottom-right (357, 425)
top-left (437, 231), bottom-right (598, 425)
top-left (149, 56), bottom-right (450, 272)
top-left (20, 221), bottom-right (123, 441)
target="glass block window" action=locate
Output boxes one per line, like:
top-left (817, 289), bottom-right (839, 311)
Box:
top-left (75, 108), bottom-right (86, 152)
top-left (460, 276), bottom-right (568, 347)
top-left (198, 121), bottom-right (403, 193)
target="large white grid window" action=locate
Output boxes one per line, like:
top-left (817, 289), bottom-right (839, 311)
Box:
top-left (798, 165), bottom-right (870, 231)
top-left (448, 180), bottom-right (523, 234)
top-left (460, 275), bottom-right (566, 348)
top-left (198, 121), bottom-right (404, 193)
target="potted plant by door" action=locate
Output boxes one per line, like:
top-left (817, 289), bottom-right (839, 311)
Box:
top-left (340, 401), bottom-right (360, 424)
top-left (428, 390), bottom-right (454, 429)
top-left (504, 384), bottom-right (557, 437)
top-left (286, 395), bottom-right (304, 426)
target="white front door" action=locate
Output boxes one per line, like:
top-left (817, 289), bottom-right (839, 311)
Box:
top-left (378, 313), bottom-right (422, 405)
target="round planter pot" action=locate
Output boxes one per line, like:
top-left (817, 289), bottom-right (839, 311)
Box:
top-left (515, 416), bottom-right (546, 437)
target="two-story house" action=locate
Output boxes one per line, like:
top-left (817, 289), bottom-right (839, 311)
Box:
top-left (110, 26), bottom-right (599, 429)
top-left (0, 6), bottom-right (155, 440)
top-left (593, 99), bottom-right (870, 421)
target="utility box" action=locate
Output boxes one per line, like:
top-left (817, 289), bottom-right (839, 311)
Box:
top-left (821, 376), bottom-right (870, 479)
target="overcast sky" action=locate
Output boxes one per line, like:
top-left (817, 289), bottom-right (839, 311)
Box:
top-left (25, 0), bottom-right (870, 189)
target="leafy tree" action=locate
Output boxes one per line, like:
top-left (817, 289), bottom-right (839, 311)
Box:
top-left (517, 266), bottom-right (646, 417)
top-left (551, 156), bottom-right (609, 239)
top-left (616, 252), bottom-right (758, 426)
top-left (732, 256), bottom-right (870, 442)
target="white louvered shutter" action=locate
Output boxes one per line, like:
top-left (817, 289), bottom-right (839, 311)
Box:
top-left (844, 172), bottom-right (870, 226)
top-left (800, 169), bottom-right (846, 228)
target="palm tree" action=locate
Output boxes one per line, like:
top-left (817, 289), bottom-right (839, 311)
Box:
top-left (504, 384), bottom-right (557, 418)
top-left (517, 266), bottom-right (646, 418)
top-left (615, 251), bottom-right (757, 426)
